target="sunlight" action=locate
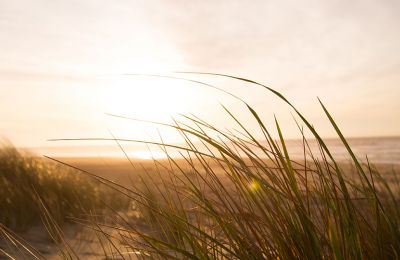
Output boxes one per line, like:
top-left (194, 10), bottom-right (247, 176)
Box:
top-left (100, 76), bottom-right (201, 122)
top-left (249, 179), bottom-right (261, 192)
top-left (131, 150), bottom-right (167, 160)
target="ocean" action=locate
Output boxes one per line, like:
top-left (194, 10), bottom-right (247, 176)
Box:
top-left (283, 136), bottom-right (400, 165)
top-left (32, 136), bottom-right (400, 165)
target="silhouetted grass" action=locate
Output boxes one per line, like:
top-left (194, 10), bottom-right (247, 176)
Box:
top-left (84, 73), bottom-right (398, 259)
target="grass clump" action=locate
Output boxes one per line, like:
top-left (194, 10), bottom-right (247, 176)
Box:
top-left (76, 73), bottom-right (399, 259)
top-left (0, 143), bottom-right (128, 232)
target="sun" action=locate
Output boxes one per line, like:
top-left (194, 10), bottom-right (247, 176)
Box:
top-left (96, 75), bottom-right (206, 147)
top-left (100, 76), bottom-right (200, 122)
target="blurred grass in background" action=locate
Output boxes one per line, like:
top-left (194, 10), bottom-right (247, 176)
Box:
top-left (0, 143), bottom-right (128, 232)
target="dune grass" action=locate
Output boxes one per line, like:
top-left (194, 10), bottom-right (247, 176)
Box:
top-left (80, 74), bottom-right (399, 259)
top-left (2, 74), bottom-right (400, 259)
top-left (0, 143), bottom-right (128, 232)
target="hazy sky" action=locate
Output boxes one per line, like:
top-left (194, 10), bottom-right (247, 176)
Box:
top-left (1, 0), bottom-right (399, 152)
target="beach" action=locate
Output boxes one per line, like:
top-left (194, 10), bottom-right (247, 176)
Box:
top-left (2, 144), bottom-right (400, 259)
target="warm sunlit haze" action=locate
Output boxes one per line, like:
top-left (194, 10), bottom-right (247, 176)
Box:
top-left (3, 2), bottom-right (400, 259)
top-left (1, 0), bottom-right (399, 158)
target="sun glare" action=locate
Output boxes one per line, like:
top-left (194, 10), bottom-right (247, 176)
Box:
top-left (100, 76), bottom-right (200, 122)
top-left (95, 74), bottom-right (206, 145)
top-left (131, 150), bottom-right (167, 160)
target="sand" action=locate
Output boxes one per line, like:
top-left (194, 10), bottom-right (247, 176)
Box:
top-left (1, 157), bottom-right (399, 259)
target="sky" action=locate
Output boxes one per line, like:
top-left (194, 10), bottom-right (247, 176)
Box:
top-left (0, 0), bottom-right (399, 156)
